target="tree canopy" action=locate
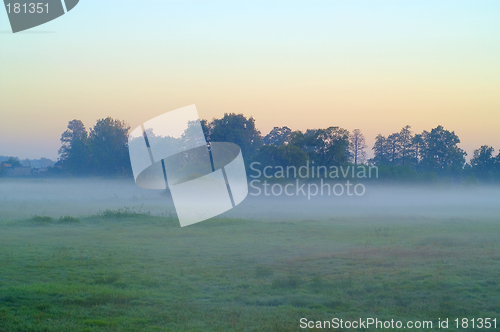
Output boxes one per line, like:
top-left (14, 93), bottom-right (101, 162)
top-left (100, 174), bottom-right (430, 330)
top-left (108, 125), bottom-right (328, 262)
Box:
top-left (58, 118), bottom-right (131, 176)
top-left (54, 115), bottom-right (500, 183)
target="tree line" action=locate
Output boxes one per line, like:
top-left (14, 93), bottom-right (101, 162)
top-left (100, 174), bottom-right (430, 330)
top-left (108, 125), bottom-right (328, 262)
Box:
top-left (58, 118), bottom-right (131, 176)
top-left (57, 114), bottom-right (500, 183)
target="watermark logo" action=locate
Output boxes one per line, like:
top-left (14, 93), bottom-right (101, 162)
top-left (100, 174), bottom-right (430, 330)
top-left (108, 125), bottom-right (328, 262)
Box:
top-left (249, 162), bottom-right (378, 200)
top-left (128, 105), bottom-right (248, 227)
top-left (4, 0), bottom-right (79, 33)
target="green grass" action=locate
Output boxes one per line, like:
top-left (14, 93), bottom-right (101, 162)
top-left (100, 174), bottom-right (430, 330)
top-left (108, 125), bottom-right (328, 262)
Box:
top-left (0, 213), bottom-right (499, 331)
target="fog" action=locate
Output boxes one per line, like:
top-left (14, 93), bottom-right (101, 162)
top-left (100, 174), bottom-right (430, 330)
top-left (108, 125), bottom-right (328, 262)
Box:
top-left (0, 178), bottom-right (174, 220)
top-left (1, 178), bottom-right (499, 222)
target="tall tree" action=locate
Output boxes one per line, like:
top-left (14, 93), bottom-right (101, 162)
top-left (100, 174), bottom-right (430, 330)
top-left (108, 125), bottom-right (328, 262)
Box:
top-left (420, 125), bottom-right (466, 174)
top-left (470, 145), bottom-right (495, 180)
top-left (58, 119), bottom-right (90, 175)
top-left (411, 133), bottom-right (425, 169)
top-left (349, 129), bottom-right (367, 165)
top-left (206, 113), bottom-right (263, 163)
top-left (289, 127), bottom-right (350, 166)
top-left (371, 128), bottom-right (414, 167)
top-left (398, 125), bottom-right (413, 166)
top-left (371, 134), bottom-right (390, 165)
top-left (88, 117), bottom-right (132, 176)
top-left (263, 126), bottom-right (292, 146)
top-left (386, 133), bottom-right (400, 165)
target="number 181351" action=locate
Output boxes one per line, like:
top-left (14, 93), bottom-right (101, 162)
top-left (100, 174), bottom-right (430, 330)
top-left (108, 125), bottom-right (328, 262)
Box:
top-left (455, 318), bottom-right (497, 329)
top-left (6, 3), bottom-right (49, 14)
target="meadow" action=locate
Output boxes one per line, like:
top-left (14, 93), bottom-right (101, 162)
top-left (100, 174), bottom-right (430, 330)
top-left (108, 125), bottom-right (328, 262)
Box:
top-left (0, 179), bottom-right (499, 331)
top-left (0, 212), bottom-right (499, 331)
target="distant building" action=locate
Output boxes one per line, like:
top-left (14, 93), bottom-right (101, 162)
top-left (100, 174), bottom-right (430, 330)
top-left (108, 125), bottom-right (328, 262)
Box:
top-left (32, 167), bottom-right (49, 175)
top-left (0, 157), bottom-right (55, 177)
top-left (5, 166), bottom-right (32, 177)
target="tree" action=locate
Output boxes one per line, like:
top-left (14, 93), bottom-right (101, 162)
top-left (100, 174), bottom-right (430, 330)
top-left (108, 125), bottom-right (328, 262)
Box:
top-left (88, 117), bottom-right (132, 176)
top-left (411, 133), bottom-right (424, 169)
top-left (58, 119), bottom-right (90, 175)
top-left (6, 157), bottom-right (21, 167)
top-left (289, 127), bottom-right (350, 166)
top-left (263, 126), bottom-right (292, 146)
top-left (205, 113), bottom-right (263, 163)
top-left (470, 145), bottom-right (495, 180)
top-left (181, 120), bottom-right (210, 150)
top-left (398, 125), bottom-right (413, 166)
top-left (420, 125), bottom-right (466, 175)
top-left (369, 125), bottom-right (469, 180)
top-left (370, 127), bottom-right (413, 167)
top-left (370, 126), bottom-right (414, 167)
top-left (349, 129), bottom-right (367, 165)
top-left (386, 133), bottom-right (400, 165)
top-left (371, 134), bottom-right (390, 165)
top-left (253, 144), bottom-right (308, 168)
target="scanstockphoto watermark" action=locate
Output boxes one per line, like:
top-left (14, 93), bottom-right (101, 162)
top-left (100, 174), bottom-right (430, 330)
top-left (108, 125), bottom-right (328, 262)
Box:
top-left (249, 162), bottom-right (378, 199)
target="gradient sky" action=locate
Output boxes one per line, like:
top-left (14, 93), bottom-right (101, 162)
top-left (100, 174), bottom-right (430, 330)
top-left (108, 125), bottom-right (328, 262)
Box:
top-left (1, 0), bottom-right (499, 160)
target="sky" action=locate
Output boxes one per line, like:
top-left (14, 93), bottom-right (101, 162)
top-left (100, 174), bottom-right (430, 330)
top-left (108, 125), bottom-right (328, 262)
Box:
top-left (1, 0), bottom-right (499, 160)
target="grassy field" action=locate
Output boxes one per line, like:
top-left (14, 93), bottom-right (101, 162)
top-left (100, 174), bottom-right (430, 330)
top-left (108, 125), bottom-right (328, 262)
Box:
top-left (0, 211), bottom-right (499, 331)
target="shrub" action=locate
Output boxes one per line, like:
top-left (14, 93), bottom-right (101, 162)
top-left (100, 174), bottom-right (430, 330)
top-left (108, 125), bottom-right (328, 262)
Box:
top-left (58, 216), bottom-right (81, 224)
top-left (30, 216), bottom-right (54, 224)
top-left (96, 208), bottom-right (149, 219)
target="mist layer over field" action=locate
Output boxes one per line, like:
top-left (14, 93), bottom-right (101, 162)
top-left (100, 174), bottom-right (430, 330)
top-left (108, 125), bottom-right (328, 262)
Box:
top-left (1, 178), bottom-right (499, 222)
